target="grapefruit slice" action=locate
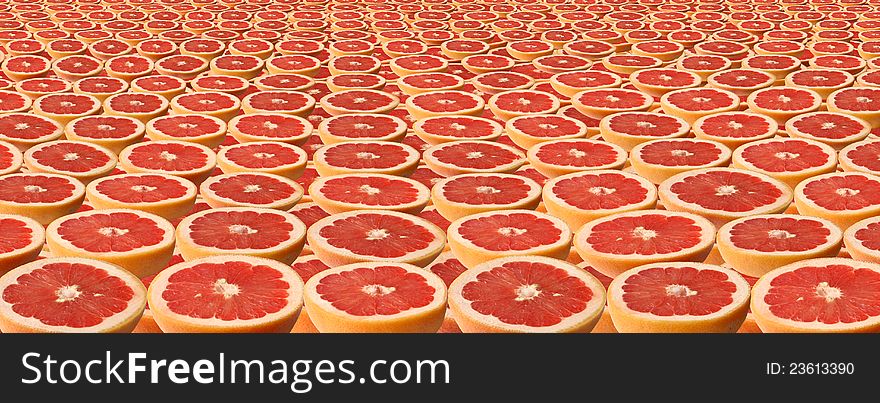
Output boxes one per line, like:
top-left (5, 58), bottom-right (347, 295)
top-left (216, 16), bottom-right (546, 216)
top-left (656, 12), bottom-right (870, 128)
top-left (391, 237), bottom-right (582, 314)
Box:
top-left (629, 68), bottom-right (701, 97)
top-left (227, 113), bottom-right (313, 145)
top-left (487, 90), bottom-right (560, 122)
top-left (0, 173), bottom-right (85, 226)
top-left (404, 90), bottom-right (485, 120)
top-left (0, 113), bottom-right (63, 151)
top-left (130, 75), bottom-right (187, 101)
top-left (692, 112), bottom-right (779, 150)
top-left (707, 69), bottom-right (775, 98)
top-left (46, 209), bottom-right (175, 278)
top-left (532, 55), bottom-right (593, 75)
top-left (396, 72), bottom-right (464, 96)
top-left (307, 210), bottom-right (445, 268)
top-left (448, 256), bottom-right (606, 333)
top-left (423, 140), bottom-right (526, 177)
top-left (190, 75), bottom-right (249, 97)
top-left (0, 214), bottom-right (44, 275)
top-left (172, 91), bottom-right (241, 122)
top-left (600, 112), bottom-right (691, 152)
top-left (119, 140), bottom-right (217, 186)
top-left (731, 138), bottom-right (838, 189)
top-left (659, 168), bottom-right (793, 228)
top-left (319, 89), bottom-right (398, 116)
top-left (148, 255), bottom-right (303, 333)
top-left (199, 172), bottom-right (303, 211)
top-left (209, 55), bottom-right (265, 80)
top-left (72, 77), bottom-right (129, 103)
top-left (146, 114), bottom-right (227, 149)
top-left (24, 140), bottom-right (116, 185)
top-left (0, 141), bottom-right (22, 176)
top-left (103, 92), bottom-right (170, 123)
top-left (447, 210), bottom-right (571, 269)
top-left (317, 114), bottom-right (407, 144)
top-left (607, 263), bottom-right (750, 333)
top-left (471, 72), bottom-right (535, 95)
top-left (413, 116), bottom-right (503, 145)
top-left (571, 88), bottom-right (654, 120)
top-left (786, 69), bottom-right (855, 100)
top-left (217, 141), bottom-right (307, 180)
top-left (840, 140), bottom-right (880, 176)
top-left (431, 173), bottom-right (542, 221)
top-left (310, 173), bottom-right (431, 214)
top-left (750, 258), bottom-right (880, 333)
top-left (505, 114), bottom-right (588, 150)
top-left (794, 172), bottom-right (880, 230)
top-left (154, 54), bottom-right (209, 81)
top-left (85, 173), bottom-right (197, 221)
top-left (313, 141), bottom-right (420, 177)
top-left (0, 90), bottom-right (32, 113)
top-left (0, 257), bottom-right (145, 333)
top-left (549, 70), bottom-right (622, 98)
top-left (573, 209), bottom-right (716, 277)
top-left (506, 40), bottom-right (554, 61)
top-left (844, 216), bottom-right (880, 264)
top-left (675, 55), bottom-right (732, 82)
top-left (1, 55), bottom-right (51, 82)
top-left (601, 54), bottom-right (663, 76)
top-left (33, 93), bottom-right (102, 127)
top-left (303, 262), bottom-right (447, 333)
top-left (746, 87), bottom-right (822, 125)
top-left (176, 207), bottom-right (306, 265)
top-left (659, 87), bottom-right (740, 125)
top-left (526, 139), bottom-right (628, 178)
top-left (630, 138), bottom-right (732, 185)
top-left (388, 54), bottom-right (449, 77)
top-left (630, 40), bottom-right (685, 62)
top-left (785, 111), bottom-right (872, 150)
top-left (15, 78), bottom-right (73, 100)
top-left (326, 73), bottom-right (386, 93)
top-left (719, 214), bottom-right (843, 278)
top-left (542, 170), bottom-right (658, 231)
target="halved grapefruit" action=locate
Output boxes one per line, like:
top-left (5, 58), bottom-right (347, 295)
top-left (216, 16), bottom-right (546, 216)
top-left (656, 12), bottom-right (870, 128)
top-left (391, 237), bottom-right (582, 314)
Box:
top-left (0, 214), bottom-right (44, 275)
top-left (431, 173), bottom-right (542, 222)
top-left (448, 256), bottom-right (606, 333)
top-left (33, 93), bottom-right (102, 127)
top-left (119, 140), bottom-right (217, 186)
top-left (0, 113), bottom-right (64, 151)
top-left (659, 87), bottom-right (740, 125)
top-left (313, 141), bottom-right (420, 177)
top-left (659, 168), bottom-right (793, 228)
top-left (750, 258), bottom-right (880, 333)
top-left (692, 112), bottom-right (779, 150)
top-left (844, 216), bottom-right (880, 264)
top-left (227, 113), bottom-right (313, 145)
top-left (307, 210), bottom-right (445, 268)
top-left (731, 137), bottom-right (838, 189)
top-left (146, 114), bottom-right (227, 149)
top-left (199, 172), bottom-right (303, 211)
top-left (175, 207), bottom-right (306, 265)
top-left (600, 112), bottom-right (691, 152)
top-left (487, 90), bottom-right (560, 121)
top-left (216, 141), bottom-right (307, 180)
top-left (0, 173), bottom-right (85, 226)
top-left (746, 86), bottom-right (822, 125)
top-left (303, 262), bottom-right (446, 333)
top-left (85, 173), bottom-right (197, 221)
top-left (785, 111), bottom-right (872, 150)
top-left (505, 114), bottom-right (588, 150)
top-left (104, 92), bottom-right (170, 123)
top-left (172, 91), bottom-right (241, 122)
top-left (794, 172), bottom-right (880, 230)
top-left (718, 214), bottom-right (843, 278)
top-left (571, 88), bottom-right (654, 120)
top-left (0, 257), bottom-right (145, 333)
top-left (422, 140), bottom-right (526, 177)
top-left (447, 209), bottom-right (571, 269)
top-left (607, 262), bottom-right (750, 333)
top-left (319, 89), bottom-right (398, 116)
top-left (404, 90), bottom-right (485, 120)
top-left (46, 209), bottom-right (175, 278)
top-left (24, 140), bottom-right (116, 184)
top-left (0, 141), bottom-right (22, 176)
top-left (317, 114), bottom-right (407, 144)
top-left (526, 138), bottom-right (628, 178)
top-left (630, 138), bottom-right (732, 185)
top-left (413, 115), bottom-right (504, 145)
top-left (840, 140), bottom-right (880, 176)
top-left (148, 255), bottom-right (303, 333)
top-left (310, 173), bottom-right (431, 214)
top-left (576, 208), bottom-right (715, 276)
top-left (542, 170), bottom-right (658, 231)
